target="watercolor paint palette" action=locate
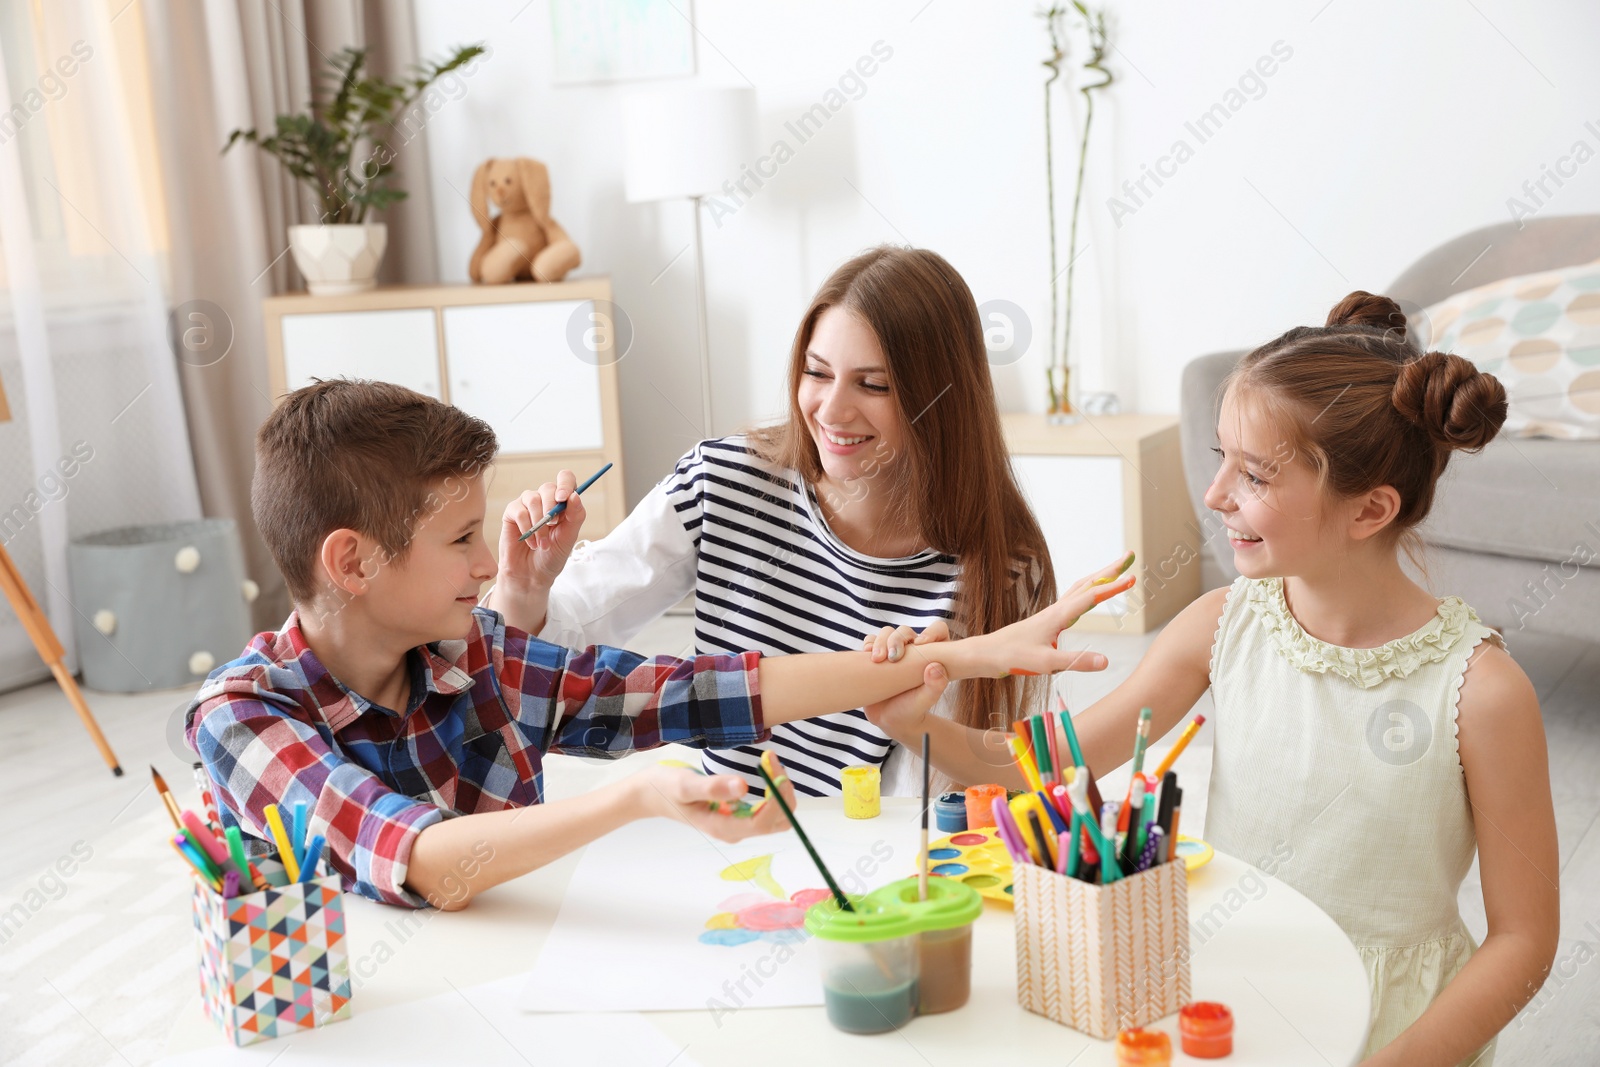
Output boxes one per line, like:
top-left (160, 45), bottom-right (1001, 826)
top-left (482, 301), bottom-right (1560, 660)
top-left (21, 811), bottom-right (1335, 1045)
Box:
top-left (923, 828), bottom-right (1016, 903)
top-left (920, 830), bottom-right (1216, 906)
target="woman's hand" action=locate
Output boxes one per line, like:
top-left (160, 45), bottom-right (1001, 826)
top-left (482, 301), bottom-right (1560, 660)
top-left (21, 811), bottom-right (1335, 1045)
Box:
top-left (954, 551), bottom-right (1135, 679)
top-left (634, 758), bottom-right (799, 843)
top-left (497, 471), bottom-right (589, 593)
top-left (863, 619), bottom-right (950, 663)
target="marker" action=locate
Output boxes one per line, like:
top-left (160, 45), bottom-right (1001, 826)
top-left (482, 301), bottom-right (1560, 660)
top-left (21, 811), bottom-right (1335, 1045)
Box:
top-left (1099, 804), bottom-right (1122, 884)
top-left (1138, 791), bottom-right (1157, 862)
top-left (223, 825), bottom-right (268, 890)
top-left (180, 809), bottom-right (232, 870)
top-left (291, 802), bottom-right (308, 867)
top-left (1066, 772), bottom-right (1117, 881)
top-left (1027, 808), bottom-right (1056, 870)
top-left (991, 796), bottom-right (1032, 867)
top-left (263, 804), bottom-right (301, 883)
top-left (1153, 714), bottom-right (1206, 780)
top-left (1065, 810), bottom-right (1082, 877)
top-left (1120, 776), bottom-right (1146, 865)
top-left (1030, 716), bottom-right (1055, 786)
top-left (299, 835), bottom-right (327, 884)
top-left (1138, 826), bottom-right (1165, 872)
top-left (1007, 733), bottom-right (1044, 792)
top-left (222, 869), bottom-right (240, 898)
top-left (1053, 698), bottom-right (1105, 813)
top-left (170, 836), bottom-right (222, 892)
top-left (518, 462), bottom-right (613, 541)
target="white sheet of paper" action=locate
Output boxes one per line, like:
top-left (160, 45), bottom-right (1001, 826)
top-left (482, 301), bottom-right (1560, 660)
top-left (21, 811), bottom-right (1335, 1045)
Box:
top-left (519, 816), bottom-right (910, 1013)
top-left (153, 976), bottom-right (697, 1066)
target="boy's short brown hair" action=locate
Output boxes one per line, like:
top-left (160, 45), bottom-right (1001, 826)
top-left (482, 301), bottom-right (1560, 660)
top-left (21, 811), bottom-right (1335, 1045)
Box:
top-left (253, 379), bottom-right (498, 604)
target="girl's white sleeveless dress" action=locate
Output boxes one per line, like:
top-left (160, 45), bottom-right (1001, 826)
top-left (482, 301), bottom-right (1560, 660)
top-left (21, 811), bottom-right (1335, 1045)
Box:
top-left (1206, 576), bottom-right (1501, 1065)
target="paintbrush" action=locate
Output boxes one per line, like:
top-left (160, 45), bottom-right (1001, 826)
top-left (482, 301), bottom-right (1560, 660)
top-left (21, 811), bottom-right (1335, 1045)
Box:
top-left (755, 755), bottom-right (852, 913)
top-left (920, 732), bottom-right (931, 901)
top-left (518, 462), bottom-right (613, 541)
top-left (150, 765), bottom-right (183, 830)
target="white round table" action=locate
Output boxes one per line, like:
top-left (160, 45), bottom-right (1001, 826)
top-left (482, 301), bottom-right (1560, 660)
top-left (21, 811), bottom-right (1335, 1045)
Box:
top-left (161, 794), bottom-right (1369, 1065)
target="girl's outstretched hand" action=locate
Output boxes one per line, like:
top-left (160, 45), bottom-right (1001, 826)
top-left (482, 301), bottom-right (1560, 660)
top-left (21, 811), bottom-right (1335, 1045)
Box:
top-left (963, 551), bottom-right (1136, 679)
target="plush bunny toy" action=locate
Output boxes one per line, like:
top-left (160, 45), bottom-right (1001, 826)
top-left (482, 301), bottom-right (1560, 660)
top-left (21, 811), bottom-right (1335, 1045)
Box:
top-left (468, 157), bottom-right (582, 284)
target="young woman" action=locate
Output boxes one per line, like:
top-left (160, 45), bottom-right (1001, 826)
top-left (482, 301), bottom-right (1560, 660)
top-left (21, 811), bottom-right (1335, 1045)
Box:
top-left (492, 246), bottom-right (1062, 797)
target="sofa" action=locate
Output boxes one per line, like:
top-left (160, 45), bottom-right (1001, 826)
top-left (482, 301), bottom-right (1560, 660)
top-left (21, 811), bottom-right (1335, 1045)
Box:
top-left (1178, 214), bottom-right (1600, 641)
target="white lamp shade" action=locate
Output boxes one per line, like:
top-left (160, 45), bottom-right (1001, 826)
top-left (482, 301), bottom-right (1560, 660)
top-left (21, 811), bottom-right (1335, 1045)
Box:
top-left (621, 86), bottom-right (758, 202)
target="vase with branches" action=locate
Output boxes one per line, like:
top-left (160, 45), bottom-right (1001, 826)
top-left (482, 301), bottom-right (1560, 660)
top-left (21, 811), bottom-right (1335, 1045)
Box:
top-left (1041, 3), bottom-right (1113, 420)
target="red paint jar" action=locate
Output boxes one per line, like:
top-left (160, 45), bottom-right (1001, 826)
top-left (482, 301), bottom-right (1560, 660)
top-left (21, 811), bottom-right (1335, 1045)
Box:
top-left (1180, 1001), bottom-right (1235, 1058)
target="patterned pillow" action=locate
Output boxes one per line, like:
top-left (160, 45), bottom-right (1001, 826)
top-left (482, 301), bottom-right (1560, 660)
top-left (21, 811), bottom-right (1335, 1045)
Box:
top-left (1423, 261), bottom-right (1600, 439)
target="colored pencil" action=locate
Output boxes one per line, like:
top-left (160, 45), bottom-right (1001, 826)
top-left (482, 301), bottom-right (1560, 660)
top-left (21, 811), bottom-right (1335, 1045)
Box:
top-left (1130, 706), bottom-right (1153, 777)
top-left (1152, 714), bottom-right (1206, 780)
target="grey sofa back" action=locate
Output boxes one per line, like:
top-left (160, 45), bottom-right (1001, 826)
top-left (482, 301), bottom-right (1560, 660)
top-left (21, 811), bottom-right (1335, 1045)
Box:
top-left (1179, 213), bottom-right (1600, 584)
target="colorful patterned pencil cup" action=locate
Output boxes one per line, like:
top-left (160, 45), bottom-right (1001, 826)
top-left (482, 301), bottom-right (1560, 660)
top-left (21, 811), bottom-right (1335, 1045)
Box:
top-left (189, 856), bottom-right (352, 1045)
top-left (1012, 858), bottom-right (1190, 1039)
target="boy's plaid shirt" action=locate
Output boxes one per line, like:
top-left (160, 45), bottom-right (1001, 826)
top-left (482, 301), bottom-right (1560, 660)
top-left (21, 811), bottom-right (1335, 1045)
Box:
top-left (186, 608), bottom-right (765, 906)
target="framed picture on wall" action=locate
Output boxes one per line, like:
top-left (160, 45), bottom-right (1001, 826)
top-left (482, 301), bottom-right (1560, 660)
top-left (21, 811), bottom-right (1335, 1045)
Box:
top-left (549, 0), bottom-right (696, 85)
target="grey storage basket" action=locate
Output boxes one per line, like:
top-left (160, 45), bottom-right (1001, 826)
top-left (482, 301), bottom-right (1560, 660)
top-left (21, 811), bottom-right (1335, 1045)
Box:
top-left (67, 519), bottom-right (256, 692)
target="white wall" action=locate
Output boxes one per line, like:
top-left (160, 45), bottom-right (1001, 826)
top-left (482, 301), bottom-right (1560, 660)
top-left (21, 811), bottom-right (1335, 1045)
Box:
top-left (412, 0), bottom-right (1600, 505)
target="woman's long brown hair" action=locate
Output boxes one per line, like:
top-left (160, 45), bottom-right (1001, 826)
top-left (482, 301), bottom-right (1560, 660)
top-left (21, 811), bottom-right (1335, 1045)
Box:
top-left (748, 246), bottom-right (1057, 733)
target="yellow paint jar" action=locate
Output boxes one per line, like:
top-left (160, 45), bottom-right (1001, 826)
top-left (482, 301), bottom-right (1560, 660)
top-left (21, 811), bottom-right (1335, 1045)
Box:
top-left (841, 765), bottom-right (881, 819)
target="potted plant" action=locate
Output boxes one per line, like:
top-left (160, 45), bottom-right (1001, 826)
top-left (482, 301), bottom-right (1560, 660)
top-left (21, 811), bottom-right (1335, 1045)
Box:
top-left (225, 44), bottom-right (484, 295)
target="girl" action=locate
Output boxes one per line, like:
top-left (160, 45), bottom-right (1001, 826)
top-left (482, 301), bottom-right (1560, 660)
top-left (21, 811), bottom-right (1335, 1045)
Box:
top-left (492, 246), bottom-right (1059, 797)
top-left (869, 292), bottom-right (1558, 1064)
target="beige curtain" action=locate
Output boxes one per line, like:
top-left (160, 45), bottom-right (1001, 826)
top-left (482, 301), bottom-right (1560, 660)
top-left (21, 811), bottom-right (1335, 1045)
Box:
top-left (138, 0), bottom-right (440, 628)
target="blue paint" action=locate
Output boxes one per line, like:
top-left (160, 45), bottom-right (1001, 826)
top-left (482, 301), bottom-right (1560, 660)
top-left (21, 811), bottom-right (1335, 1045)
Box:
top-left (927, 847), bottom-right (961, 860)
top-left (931, 862), bottom-right (969, 876)
top-left (699, 928), bottom-right (762, 947)
top-left (934, 791), bottom-right (967, 833)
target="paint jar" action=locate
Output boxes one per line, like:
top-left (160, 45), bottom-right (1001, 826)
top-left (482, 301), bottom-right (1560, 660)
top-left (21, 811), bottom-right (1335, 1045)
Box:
top-left (804, 897), bottom-right (918, 1033)
top-left (1179, 1001), bottom-right (1234, 1058)
top-left (964, 783), bottom-right (1005, 829)
top-left (933, 791), bottom-right (967, 832)
top-left (1114, 1027), bottom-right (1173, 1066)
top-left (841, 765), bottom-right (881, 819)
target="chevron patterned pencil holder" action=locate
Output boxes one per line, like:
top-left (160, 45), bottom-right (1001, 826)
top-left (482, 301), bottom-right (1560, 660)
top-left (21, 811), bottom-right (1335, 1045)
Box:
top-left (1012, 859), bottom-right (1190, 1038)
top-left (189, 859), bottom-right (352, 1045)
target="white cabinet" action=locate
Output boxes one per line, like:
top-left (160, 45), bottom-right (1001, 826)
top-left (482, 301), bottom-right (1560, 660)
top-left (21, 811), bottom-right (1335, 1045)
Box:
top-left (263, 281), bottom-right (625, 542)
top-left (279, 309), bottom-right (442, 398)
top-left (442, 301), bottom-right (604, 454)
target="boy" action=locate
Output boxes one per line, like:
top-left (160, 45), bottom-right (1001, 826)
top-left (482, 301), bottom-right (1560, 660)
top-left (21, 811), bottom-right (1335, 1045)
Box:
top-left (187, 380), bottom-right (1124, 910)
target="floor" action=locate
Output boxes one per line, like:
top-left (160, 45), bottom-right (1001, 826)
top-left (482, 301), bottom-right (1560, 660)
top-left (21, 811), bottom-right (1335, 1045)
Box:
top-left (0, 610), bottom-right (1596, 1064)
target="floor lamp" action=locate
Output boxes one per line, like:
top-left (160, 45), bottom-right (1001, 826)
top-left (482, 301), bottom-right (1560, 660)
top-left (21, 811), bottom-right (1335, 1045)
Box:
top-left (0, 374), bottom-right (123, 775)
top-left (622, 86), bottom-right (757, 438)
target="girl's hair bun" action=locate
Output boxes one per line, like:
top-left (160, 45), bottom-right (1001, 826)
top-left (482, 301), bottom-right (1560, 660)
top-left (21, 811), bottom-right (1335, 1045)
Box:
top-left (1326, 290), bottom-right (1407, 334)
top-left (1392, 351), bottom-right (1507, 453)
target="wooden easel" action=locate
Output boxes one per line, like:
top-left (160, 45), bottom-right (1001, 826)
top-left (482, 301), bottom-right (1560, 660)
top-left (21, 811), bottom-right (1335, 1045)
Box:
top-left (0, 374), bottom-right (123, 776)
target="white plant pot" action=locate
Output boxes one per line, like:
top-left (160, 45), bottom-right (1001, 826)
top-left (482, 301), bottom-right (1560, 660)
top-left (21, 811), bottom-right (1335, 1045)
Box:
top-left (287, 223), bottom-right (387, 296)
